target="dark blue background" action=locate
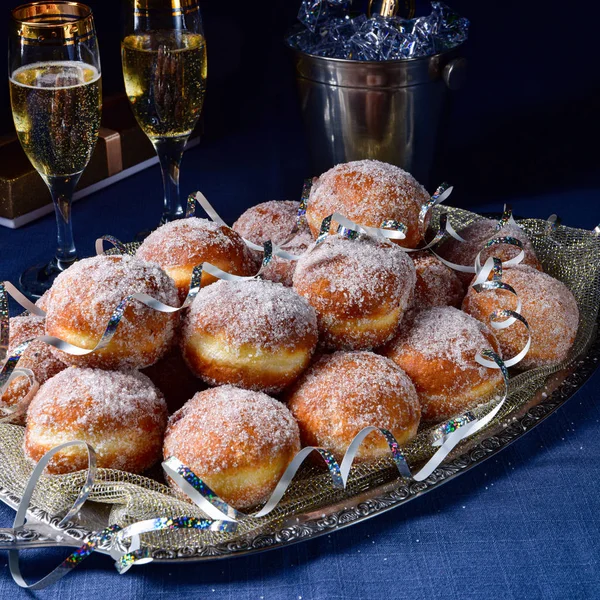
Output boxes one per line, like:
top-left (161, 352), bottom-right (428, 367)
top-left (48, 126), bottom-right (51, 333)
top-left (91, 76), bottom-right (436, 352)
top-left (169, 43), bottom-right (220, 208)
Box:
top-left (0, 1), bottom-right (599, 598)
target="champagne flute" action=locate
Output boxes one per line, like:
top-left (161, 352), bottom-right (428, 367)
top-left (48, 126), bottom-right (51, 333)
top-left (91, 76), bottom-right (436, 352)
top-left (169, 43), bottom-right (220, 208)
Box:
top-left (9, 2), bottom-right (102, 297)
top-left (121, 0), bottom-right (207, 224)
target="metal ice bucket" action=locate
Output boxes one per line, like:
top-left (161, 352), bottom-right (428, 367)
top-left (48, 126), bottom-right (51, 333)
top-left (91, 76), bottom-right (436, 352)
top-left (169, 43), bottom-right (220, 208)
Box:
top-left (290, 47), bottom-right (466, 185)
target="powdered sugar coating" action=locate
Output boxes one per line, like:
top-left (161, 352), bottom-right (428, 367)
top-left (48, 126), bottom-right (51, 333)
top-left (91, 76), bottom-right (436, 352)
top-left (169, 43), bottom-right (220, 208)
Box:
top-left (294, 235), bottom-right (415, 314)
top-left (285, 351), bottom-right (420, 461)
top-left (184, 279), bottom-right (318, 352)
top-left (438, 218), bottom-right (542, 285)
top-left (410, 251), bottom-right (464, 309)
top-left (384, 306), bottom-right (504, 422)
top-left (462, 264), bottom-right (579, 370)
top-left (45, 255), bottom-right (179, 370)
top-left (25, 367), bottom-right (167, 474)
top-left (233, 201), bottom-right (314, 287)
top-left (233, 200), bottom-right (310, 246)
top-left (164, 385), bottom-right (300, 474)
top-left (306, 160), bottom-right (430, 248)
top-left (2, 316), bottom-right (66, 421)
top-left (163, 385), bottom-right (301, 508)
top-left (137, 217), bottom-right (254, 270)
top-left (293, 234), bottom-right (416, 349)
top-left (136, 217), bottom-right (256, 300)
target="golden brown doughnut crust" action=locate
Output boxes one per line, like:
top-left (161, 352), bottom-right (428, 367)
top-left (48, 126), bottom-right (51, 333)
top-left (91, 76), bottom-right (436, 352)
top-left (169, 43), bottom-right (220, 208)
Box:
top-left (410, 251), bottom-right (464, 309)
top-left (437, 218), bottom-right (543, 286)
top-left (306, 160), bottom-right (430, 248)
top-left (136, 217), bottom-right (256, 301)
top-left (462, 265), bottom-right (579, 370)
top-left (163, 385), bottom-right (301, 509)
top-left (285, 351), bottom-right (420, 462)
top-left (233, 201), bottom-right (314, 287)
top-left (292, 234), bottom-right (416, 350)
top-left (45, 255), bottom-right (179, 370)
top-left (383, 306), bottom-right (504, 423)
top-left (1, 316), bottom-right (66, 423)
top-left (181, 279), bottom-right (318, 393)
top-left (25, 367), bottom-right (167, 474)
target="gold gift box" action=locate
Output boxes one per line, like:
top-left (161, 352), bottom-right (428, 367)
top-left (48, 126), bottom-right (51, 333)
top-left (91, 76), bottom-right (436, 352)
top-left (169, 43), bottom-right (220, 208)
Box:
top-left (0, 94), bottom-right (200, 228)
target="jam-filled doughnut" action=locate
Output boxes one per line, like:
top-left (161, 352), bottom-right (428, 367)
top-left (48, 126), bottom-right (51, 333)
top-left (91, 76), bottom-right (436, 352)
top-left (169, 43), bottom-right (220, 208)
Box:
top-left (1, 315), bottom-right (66, 423)
top-left (233, 200), bottom-right (313, 287)
top-left (181, 279), bottom-right (318, 393)
top-left (163, 385), bottom-right (301, 509)
top-left (292, 234), bottom-right (416, 350)
top-left (25, 367), bottom-right (167, 474)
top-left (383, 306), bottom-right (504, 423)
top-left (285, 351), bottom-right (420, 462)
top-left (136, 217), bottom-right (256, 301)
top-left (45, 255), bottom-right (179, 370)
top-left (462, 265), bottom-right (579, 370)
top-left (437, 218), bottom-right (542, 286)
top-left (306, 160), bottom-right (430, 248)
top-left (410, 251), bottom-right (464, 309)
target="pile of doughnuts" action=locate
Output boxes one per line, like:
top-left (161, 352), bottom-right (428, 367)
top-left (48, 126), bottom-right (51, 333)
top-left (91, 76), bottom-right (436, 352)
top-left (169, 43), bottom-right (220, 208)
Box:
top-left (3, 159), bottom-right (580, 511)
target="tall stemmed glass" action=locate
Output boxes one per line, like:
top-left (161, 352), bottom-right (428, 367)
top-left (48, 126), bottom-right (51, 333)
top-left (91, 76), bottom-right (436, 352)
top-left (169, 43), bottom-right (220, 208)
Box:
top-left (9, 2), bottom-right (102, 297)
top-left (121, 0), bottom-right (207, 224)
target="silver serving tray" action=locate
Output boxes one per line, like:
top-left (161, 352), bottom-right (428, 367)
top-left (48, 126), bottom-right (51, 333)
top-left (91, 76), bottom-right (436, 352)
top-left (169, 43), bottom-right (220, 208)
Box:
top-left (0, 323), bottom-right (598, 562)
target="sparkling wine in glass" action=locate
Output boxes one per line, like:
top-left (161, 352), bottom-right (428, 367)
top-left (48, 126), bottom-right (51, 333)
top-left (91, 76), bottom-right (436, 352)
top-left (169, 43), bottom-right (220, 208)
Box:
top-left (9, 2), bottom-right (102, 297)
top-left (121, 0), bottom-right (207, 224)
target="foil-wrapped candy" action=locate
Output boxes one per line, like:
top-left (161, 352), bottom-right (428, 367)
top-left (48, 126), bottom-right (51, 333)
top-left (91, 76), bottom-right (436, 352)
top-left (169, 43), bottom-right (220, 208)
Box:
top-left (289, 1), bottom-right (469, 60)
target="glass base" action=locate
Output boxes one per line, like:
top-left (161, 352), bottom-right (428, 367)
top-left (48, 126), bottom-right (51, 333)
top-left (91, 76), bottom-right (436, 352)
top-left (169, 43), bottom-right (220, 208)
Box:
top-left (19, 258), bottom-right (74, 299)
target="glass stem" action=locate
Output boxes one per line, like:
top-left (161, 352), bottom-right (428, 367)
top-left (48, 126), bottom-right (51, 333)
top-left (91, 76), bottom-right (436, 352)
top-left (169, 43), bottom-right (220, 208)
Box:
top-left (45, 173), bottom-right (80, 271)
top-left (154, 137), bottom-right (187, 223)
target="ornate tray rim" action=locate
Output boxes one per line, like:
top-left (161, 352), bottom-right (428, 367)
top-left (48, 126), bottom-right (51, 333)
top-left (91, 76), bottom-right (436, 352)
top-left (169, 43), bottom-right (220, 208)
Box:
top-left (0, 324), bottom-right (597, 562)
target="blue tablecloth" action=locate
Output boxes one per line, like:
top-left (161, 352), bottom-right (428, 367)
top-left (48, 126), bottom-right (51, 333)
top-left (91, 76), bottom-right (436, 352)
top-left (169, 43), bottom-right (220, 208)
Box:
top-left (0, 138), bottom-right (599, 599)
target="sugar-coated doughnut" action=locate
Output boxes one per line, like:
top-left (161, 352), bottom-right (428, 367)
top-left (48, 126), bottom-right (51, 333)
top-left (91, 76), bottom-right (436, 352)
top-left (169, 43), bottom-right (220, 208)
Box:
top-left (437, 218), bottom-right (542, 286)
top-left (285, 351), bottom-right (420, 462)
top-left (1, 316), bottom-right (66, 423)
top-left (142, 346), bottom-right (205, 415)
top-left (233, 200), bottom-right (314, 287)
top-left (383, 306), bottom-right (504, 422)
top-left (410, 251), bottom-right (464, 309)
top-left (292, 234), bottom-right (416, 350)
top-left (306, 160), bottom-right (430, 248)
top-left (136, 217), bottom-right (256, 301)
top-left (462, 264), bottom-right (579, 370)
top-left (181, 279), bottom-right (318, 393)
top-left (25, 367), bottom-right (168, 474)
top-left (163, 385), bottom-right (301, 509)
top-left (45, 255), bottom-right (179, 370)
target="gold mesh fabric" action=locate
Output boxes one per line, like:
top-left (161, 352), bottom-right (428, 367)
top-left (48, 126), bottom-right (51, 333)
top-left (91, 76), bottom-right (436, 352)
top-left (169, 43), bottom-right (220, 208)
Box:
top-left (1, 206), bottom-right (598, 553)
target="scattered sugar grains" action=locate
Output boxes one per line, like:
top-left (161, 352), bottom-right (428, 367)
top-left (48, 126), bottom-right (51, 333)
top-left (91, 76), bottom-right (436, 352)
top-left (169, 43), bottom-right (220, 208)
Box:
top-left (309, 159), bottom-right (430, 218)
top-left (8, 315), bottom-right (65, 383)
top-left (137, 217), bottom-right (239, 266)
top-left (45, 254), bottom-right (178, 347)
top-left (26, 368), bottom-right (167, 472)
top-left (164, 385), bottom-right (300, 474)
top-left (293, 234), bottom-right (416, 310)
top-left (463, 264), bottom-right (579, 369)
top-left (410, 251), bottom-right (464, 308)
top-left (184, 279), bottom-right (317, 351)
top-left (289, 351), bottom-right (420, 434)
top-left (394, 306), bottom-right (497, 374)
top-left (27, 367), bottom-right (167, 430)
top-left (232, 200), bottom-right (309, 246)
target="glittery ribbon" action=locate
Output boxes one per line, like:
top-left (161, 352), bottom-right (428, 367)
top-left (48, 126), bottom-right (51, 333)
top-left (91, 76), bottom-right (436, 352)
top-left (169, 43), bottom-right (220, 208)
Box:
top-left (161, 354), bottom-right (511, 522)
top-left (4, 439), bottom-right (236, 588)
